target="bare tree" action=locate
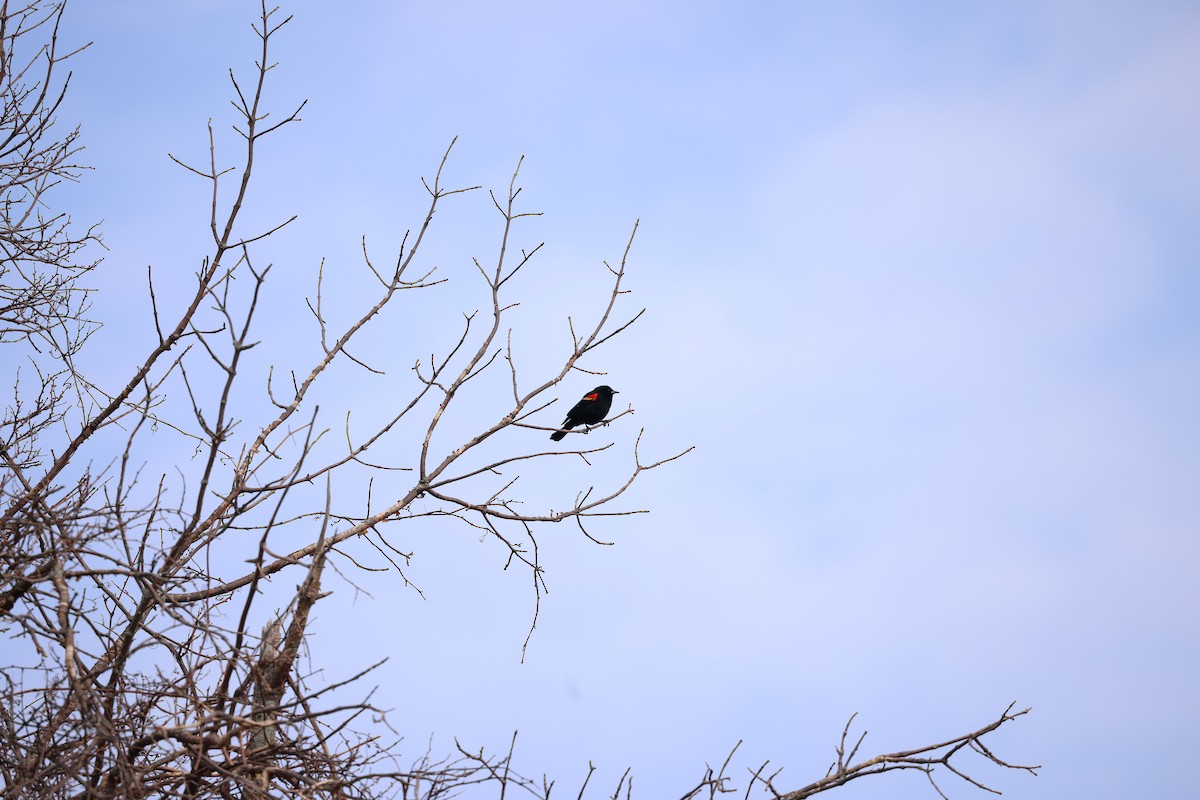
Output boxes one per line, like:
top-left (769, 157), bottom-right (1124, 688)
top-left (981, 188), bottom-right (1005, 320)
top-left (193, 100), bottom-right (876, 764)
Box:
top-left (0, 3), bottom-right (1038, 799)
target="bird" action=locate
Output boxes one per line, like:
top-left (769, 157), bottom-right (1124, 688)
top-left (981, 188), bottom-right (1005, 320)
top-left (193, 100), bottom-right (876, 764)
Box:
top-left (550, 385), bottom-right (618, 441)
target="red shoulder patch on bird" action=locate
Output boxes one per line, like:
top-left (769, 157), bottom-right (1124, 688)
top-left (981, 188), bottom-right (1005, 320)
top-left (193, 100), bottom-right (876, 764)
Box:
top-left (583, 392), bottom-right (599, 401)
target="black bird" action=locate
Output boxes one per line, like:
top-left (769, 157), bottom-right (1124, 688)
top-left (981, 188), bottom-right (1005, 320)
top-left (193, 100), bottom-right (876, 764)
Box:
top-left (550, 385), bottom-right (618, 441)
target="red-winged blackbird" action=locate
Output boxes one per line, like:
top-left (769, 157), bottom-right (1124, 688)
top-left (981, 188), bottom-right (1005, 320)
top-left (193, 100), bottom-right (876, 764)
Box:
top-left (550, 385), bottom-right (618, 441)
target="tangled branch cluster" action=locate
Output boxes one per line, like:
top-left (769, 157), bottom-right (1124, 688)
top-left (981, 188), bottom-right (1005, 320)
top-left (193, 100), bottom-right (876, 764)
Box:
top-left (0, 3), bottom-right (687, 797)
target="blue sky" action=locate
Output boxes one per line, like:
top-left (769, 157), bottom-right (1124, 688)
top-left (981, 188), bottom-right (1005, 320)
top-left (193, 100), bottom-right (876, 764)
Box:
top-left (49, 1), bottom-right (1200, 797)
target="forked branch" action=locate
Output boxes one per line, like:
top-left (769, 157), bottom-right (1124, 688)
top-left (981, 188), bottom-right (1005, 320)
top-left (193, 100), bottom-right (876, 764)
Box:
top-left (751, 704), bottom-right (1038, 800)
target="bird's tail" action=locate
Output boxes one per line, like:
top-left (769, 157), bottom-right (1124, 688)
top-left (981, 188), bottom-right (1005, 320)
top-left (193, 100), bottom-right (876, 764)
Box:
top-left (550, 420), bottom-right (577, 441)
